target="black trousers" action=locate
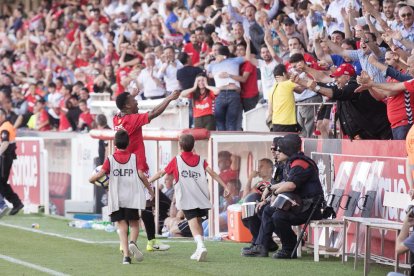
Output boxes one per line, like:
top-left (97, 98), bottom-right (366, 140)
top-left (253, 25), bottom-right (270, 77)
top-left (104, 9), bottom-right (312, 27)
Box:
top-left (241, 204), bottom-right (264, 245)
top-left (141, 191), bottom-right (171, 239)
top-left (0, 154), bottom-right (21, 207)
top-left (255, 204), bottom-right (276, 249)
top-left (272, 207), bottom-right (322, 251)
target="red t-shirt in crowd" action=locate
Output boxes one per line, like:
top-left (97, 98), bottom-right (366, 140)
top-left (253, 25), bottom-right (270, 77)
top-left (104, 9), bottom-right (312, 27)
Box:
top-left (164, 151), bottom-right (208, 182)
top-left (74, 58), bottom-right (89, 68)
top-left (385, 77), bottom-right (414, 128)
top-left (190, 91), bottom-right (215, 118)
top-left (113, 112), bottom-right (150, 172)
top-left (219, 169), bottom-right (239, 184)
top-left (59, 112), bottom-right (72, 131)
top-left (102, 150), bottom-right (140, 174)
top-left (285, 53), bottom-right (322, 71)
top-left (240, 61), bottom-right (258, 99)
top-left (79, 111), bottom-right (94, 128)
top-left (115, 67), bottom-right (132, 96)
top-left (37, 109), bottom-right (51, 131)
top-left (404, 79), bottom-right (414, 92)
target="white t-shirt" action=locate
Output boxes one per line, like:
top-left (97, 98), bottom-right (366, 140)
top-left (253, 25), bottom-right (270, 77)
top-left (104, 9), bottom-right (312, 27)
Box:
top-left (137, 67), bottom-right (166, 98)
top-left (157, 60), bottom-right (183, 92)
top-left (258, 59), bottom-right (278, 100)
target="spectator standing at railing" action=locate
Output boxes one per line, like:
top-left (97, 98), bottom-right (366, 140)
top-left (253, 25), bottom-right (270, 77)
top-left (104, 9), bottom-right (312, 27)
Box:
top-left (113, 90), bottom-right (180, 252)
top-left (362, 53), bottom-right (414, 140)
top-left (180, 74), bottom-right (219, 131)
top-left (267, 64), bottom-right (303, 133)
top-left (245, 34), bottom-right (280, 102)
top-left (292, 65), bottom-right (392, 140)
top-left (289, 53), bottom-right (322, 138)
top-left (206, 45), bottom-right (245, 131)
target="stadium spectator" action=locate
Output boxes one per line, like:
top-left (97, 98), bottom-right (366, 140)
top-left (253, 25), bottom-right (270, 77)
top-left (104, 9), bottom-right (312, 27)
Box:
top-left (292, 65), bottom-right (392, 140)
top-left (206, 45), bottom-right (244, 131)
top-left (289, 53), bottom-right (322, 138)
top-left (267, 64), bottom-right (302, 133)
top-left (137, 53), bottom-right (166, 100)
top-left (180, 74), bottom-right (218, 130)
top-left (157, 46), bottom-right (183, 94)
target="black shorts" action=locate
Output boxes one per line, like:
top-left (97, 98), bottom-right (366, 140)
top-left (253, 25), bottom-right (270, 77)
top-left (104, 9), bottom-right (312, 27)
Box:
top-left (177, 220), bottom-right (193, 237)
top-left (271, 124), bottom-right (299, 133)
top-left (110, 208), bottom-right (140, 222)
top-left (183, 208), bottom-right (209, 221)
top-left (317, 105), bottom-right (332, 121)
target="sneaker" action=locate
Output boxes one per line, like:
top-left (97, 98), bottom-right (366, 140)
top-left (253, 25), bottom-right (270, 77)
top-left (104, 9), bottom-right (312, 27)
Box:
top-left (0, 206), bottom-right (10, 219)
top-left (272, 249), bottom-right (297, 259)
top-left (190, 251), bottom-right (198, 260)
top-left (146, 239), bottom-right (170, 251)
top-left (122, 256), bottom-right (131, 264)
top-left (196, 247), bottom-right (207, 262)
top-left (9, 203), bottom-right (24, 216)
top-left (128, 241), bottom-right (144, 262)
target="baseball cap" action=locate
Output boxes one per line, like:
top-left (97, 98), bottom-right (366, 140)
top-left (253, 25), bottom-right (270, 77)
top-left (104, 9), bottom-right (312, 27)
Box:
top-left (283, 17), bottom-right (295, 26)
top-left (330, 63), bottom-right (356, 78)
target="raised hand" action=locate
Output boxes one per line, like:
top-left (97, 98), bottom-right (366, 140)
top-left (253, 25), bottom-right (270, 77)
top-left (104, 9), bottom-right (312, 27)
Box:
top-left (169, 90), bottom-right (180, 100)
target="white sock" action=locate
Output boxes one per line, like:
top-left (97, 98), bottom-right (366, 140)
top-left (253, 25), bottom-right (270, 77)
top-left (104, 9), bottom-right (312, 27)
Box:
top-left (194, 235), bottom-right (205, 249)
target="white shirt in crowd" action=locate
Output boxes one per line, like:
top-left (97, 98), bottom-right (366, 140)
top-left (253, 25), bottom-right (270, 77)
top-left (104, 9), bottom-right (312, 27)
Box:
top-left (157, 60), bottom-right (183, 92)
top-left (257, 59), bottom-right (278, 100)
top-left (137, 66), bottom-right (166, 98)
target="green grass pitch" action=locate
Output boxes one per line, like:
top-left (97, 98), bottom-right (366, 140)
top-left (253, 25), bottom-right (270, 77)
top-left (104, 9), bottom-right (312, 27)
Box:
top-left (0, 213), bottom-right (395, 275)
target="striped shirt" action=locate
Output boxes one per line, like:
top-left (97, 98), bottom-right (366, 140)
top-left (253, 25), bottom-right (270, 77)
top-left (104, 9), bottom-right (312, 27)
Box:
top-left (346, 48), bottom-right (387, 83)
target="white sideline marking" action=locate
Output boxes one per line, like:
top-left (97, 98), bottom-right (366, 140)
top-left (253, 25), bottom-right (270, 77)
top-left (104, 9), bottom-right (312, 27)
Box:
top-left (0, 222), bottom-right (192, 243)
top-left (0, 254), bottom-right (69, 276)
top-left (0, 222), bottom-right (119, 244)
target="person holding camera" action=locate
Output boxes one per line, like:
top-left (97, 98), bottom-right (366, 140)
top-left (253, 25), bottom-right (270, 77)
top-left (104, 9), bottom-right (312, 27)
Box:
top-left (243, 134), bottom-right (323, 259)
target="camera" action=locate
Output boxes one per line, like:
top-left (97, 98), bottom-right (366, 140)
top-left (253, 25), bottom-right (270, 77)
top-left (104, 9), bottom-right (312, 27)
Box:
top-left (406, 205), bottom-right (414, 218)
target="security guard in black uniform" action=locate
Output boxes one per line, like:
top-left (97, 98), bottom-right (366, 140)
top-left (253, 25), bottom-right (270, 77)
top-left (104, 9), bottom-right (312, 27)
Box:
top-left (270, 134), bottom-right (323, 259)
top-left (241, 137), bottom-right (283, 255)
top-left (241, 137), bottom-right (284, 257)
top-left (0, 108), bottom-right (23, 216)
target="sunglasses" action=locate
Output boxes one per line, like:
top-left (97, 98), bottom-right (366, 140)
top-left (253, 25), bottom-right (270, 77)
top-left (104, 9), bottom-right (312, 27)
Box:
top-left (270, 147), bottom-right (281, 152)
top-left (401, 13), bottom-right (412, 18)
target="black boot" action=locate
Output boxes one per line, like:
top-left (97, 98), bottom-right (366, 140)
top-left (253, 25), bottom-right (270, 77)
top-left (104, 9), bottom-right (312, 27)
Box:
top-left (242, 245), bottom-right (268, 257)
top-left (9, 203), bottom-right (24, 215)
top-left (272, 249), bottom-right (297, 259)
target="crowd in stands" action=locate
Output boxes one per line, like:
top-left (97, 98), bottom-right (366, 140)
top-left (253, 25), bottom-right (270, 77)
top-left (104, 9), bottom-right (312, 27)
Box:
top-left (1, 0), bottom-right (414, 139)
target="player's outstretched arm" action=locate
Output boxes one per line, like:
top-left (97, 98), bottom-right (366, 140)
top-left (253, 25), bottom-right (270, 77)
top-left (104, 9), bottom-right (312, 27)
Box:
top-left (148, 169), bottom-right (166, 184)
top-left (206, 166), bottom-right (230, 197)
top-left (139, 170), bottom-right (155, 199)
top-left (148, 91), bottom-right (180, 121)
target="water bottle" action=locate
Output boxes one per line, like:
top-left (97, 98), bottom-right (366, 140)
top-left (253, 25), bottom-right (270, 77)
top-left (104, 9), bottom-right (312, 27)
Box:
top-left (104, 224), bottom-right (116, 232)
